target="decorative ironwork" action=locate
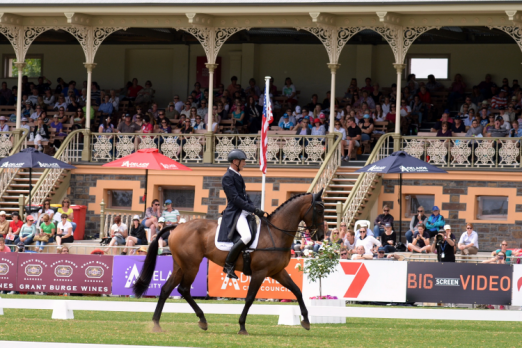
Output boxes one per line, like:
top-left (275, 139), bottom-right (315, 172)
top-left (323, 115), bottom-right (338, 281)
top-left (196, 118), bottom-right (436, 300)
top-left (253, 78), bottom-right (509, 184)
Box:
top-left (426, 140), bottom-right (448, 165)
top-left (182, 136), bottom-right (203, 162)
top-left (305, 138), bottom-right (325, 163)
top-left (297, 26), bottom-right (334, 62)
top-left (237, 136), bottom-right (257, 163)
top-left (474, 140), bottom-right (496, 167)
top-left (92, 135), bottom-right (113, 161)
top-left (137, 135), bottom-right (156, 150)
top-left (61, 25), bottom-right (126, 62)
top-left (0, 25), bottom-right (20, 60)
top-left (22, 27), bottom-right (49, 61)
top-left (488, 25), bottom-right (522, 52)
top-left (0, 133), bottom-right (13, 158)
top-left (403, 138), bottom-right (425, 159)
top-left (160, 136), bottom-right (180, 160)
top-left (499, 140), bottom-right (520, 167)
top-left (282, 138), bottom-right (302, 164)
top-left (115, 135), bottom-right (135, 158)
top-left (92, 27), bottom-right (126, 61)
top-left (450, 139), bottom-right (471, 166)
top-left (266, 137), bottom-right (280, 163)
top-left (215, 136), bottom-right (235, 163)
top-left (374, 25), bottom-right (438, 64)
top-left (335, 27), bottom-right (369, 63)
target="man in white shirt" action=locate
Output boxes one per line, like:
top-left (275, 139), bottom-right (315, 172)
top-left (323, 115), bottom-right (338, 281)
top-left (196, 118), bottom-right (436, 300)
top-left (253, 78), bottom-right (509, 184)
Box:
top-left (458, 224), bottom-right (479, 255)
top-left (355, 226), bottom-right (381, 254)
top-left (172, 95), bottom-right (184, 113)
top-left (27, 88), bottom-right (39, 106)
top-left (351, 245), bottom-right (373, 260)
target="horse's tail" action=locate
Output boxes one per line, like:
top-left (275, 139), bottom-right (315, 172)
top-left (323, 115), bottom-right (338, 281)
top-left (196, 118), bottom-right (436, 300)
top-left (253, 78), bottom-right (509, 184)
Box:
top-left (133, 225), bottom-right (176, 298)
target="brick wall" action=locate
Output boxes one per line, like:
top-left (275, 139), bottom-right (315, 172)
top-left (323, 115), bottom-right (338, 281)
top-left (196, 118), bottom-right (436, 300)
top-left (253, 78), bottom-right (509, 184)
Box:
top-left (382, 179), bottom-right (522, 250)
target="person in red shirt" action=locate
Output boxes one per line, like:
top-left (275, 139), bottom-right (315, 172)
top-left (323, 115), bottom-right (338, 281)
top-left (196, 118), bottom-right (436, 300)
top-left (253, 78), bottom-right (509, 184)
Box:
top-left (5, 212), bottom-right (23, 246)
top-left (0, 237), bottom-right (10, 252)
top-left (127, 78), bottom-right (143, 101)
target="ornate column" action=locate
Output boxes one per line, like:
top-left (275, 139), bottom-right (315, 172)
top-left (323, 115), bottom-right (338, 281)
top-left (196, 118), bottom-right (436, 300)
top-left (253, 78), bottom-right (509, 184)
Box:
top-left (393, 63), bottom-right (406, 137)
top-left (204, 63), bottom-right (218, 163)
top-left (14, 62), bottom-right (25, 130)
top-left (82, 63), bottom-right (96, 161)
top-left (327, 63), bottom-right (340, 133)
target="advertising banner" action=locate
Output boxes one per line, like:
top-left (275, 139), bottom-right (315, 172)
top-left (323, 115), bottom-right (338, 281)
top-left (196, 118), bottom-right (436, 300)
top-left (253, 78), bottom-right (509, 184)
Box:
top-left (208, 259), bottom-right (304, 299)
top-left (302, 260), bottom-right (407, 302)
top-left (16, 254), bottom-right (113, 294)
top-left (510, 264), bottom-right (522, 306)
top-left (111, 256), bottom-right (207, 297)
top-left (0, 253), bottom-right (18, 291)
top-left (407, 262), bottom-right (512, 305)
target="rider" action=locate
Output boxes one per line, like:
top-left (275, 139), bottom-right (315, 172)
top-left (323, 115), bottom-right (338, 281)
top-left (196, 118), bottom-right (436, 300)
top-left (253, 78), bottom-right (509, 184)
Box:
top-left (219, 149), bottom-right (266, 280)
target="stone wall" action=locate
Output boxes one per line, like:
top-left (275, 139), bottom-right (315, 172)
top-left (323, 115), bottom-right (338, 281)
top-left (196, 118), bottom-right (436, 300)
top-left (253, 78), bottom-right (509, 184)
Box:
top-left (382, 179), bottom-right (522, 250)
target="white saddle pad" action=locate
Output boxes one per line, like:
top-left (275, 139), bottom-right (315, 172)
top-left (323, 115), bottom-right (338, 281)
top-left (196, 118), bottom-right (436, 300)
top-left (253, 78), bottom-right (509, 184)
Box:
top-left (215, 216), bottom-right (261, 251)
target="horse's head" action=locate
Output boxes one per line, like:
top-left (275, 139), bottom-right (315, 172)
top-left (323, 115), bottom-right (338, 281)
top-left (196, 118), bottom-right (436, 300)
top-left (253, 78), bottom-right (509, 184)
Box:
top-left (303, 189), bottom-right (325, 241)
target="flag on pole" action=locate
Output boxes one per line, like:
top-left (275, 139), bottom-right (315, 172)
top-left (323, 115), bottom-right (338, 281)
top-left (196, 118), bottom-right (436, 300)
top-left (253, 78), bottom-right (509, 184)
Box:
top-left (260, 77), bottom-right (273, 175)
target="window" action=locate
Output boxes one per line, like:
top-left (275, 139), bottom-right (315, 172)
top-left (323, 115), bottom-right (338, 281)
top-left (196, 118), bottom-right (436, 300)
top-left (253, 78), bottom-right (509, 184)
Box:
top-left (107, 190), bottom-right (133, 209)
top-left (477, 196), bottom-right (508, 220)
top-left (407, 55), bottom-right (449, 79)
top-left (3, 55), bottom-right (43, 78)
top-left (247, 191), bottom-right (262, 209)
top-left (405, 194), bottom-right (434, 218)
top-left (162, 186), bottom-right (195, 210)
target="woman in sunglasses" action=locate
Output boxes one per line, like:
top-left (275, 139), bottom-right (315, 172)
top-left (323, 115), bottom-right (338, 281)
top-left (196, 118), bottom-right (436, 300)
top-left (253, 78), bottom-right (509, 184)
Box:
top-left (38, 199), bottom-right (55, 223)
top-left (143, 199), bottom-right (162, 238)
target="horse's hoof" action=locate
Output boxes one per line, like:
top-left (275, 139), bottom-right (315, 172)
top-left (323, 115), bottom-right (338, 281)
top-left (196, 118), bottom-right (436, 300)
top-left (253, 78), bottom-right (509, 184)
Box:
top-left (152, 324), bottom-right (163, 333)
top-left (301, 320), bottom-right (310, 331)
top-left (198, 320), bottom-right (208, 331)
top-left (238, 330), bottom-right (249, 335)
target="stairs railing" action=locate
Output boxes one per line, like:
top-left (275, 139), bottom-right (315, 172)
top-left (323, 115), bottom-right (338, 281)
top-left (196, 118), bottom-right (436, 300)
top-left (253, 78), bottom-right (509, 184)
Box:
top-left (0, 129), bottom-right (29, 199)
top-left (29, 129), bottom-right (87, 206)
top-left (341, 133), bottom-right (395, 228)
top-left (307, 134), bottom-right (342, 194)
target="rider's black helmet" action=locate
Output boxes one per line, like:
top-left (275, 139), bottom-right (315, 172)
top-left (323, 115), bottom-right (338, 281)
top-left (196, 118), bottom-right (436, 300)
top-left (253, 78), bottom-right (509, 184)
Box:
top-left (228, 149), bottom-right (247, 163)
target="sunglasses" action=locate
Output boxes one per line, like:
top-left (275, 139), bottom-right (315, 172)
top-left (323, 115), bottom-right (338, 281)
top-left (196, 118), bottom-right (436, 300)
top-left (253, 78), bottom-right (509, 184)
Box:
top-left (378, 251), bottom-right (385, 254)
top-left (502, 244), bottom-right (508, 246)
top-left (154, 203), bottom-right (160, 206)
top-left (360, 230), bottom-right (366, 233)
top-left (384, 210), bottom-right (390, 212)
top-left (340, 253), bottom-right (347, 256)
top-left (417, 210), bottom-right (424, 212)
top-left (466, 227), bottom-right (472, 229)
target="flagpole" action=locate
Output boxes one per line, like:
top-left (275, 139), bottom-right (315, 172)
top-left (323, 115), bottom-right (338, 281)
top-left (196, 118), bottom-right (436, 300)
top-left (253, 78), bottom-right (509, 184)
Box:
top-left (260, 76), bottom-right (272, 211)
top-left (261, 172), bottom-right (266, 211)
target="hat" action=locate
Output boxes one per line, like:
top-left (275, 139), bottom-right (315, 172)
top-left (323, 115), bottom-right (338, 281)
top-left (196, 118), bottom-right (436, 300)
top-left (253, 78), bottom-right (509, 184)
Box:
top-left (26, 215), bottom-right (34, 221)
top-left (158, 217), bottom-right (165, 223)
top-left (384, 222), bottom-right (391, 227)
top-left (444, 224), bottom-right (451, 230)
top-left (359, 223), bottom-right (368, 228)
top-left (313, 118), bottom-right (321, 124)
top-left (132, 215), bottom-right (140, 221)
top-left (165, 199), bottom-right (172, 205)
top-left (137, 246), bottom-right (148, 253)
top-left (282, 113), bottom-right (289, 118)
top-left (90, 248), bottom-right (105, 255)
top-left (363, 114), bottom-right (370, 119)
top-left (295, 106), bottom-right (301, 113)
top-left (12, 211), bottom-right (19, 217)
top-left (319, 113), bottom-right (326, 119)
top-left (501, 89), bottom-right (507, 93)
top-left (496, 116), bottom-right (503, 121)
top-left (378, 247), bottom-right (386, 252)
top-left (0, 211), bottom-right (6, 216)
top-left (21, 117), bottom-right (28, 122)
top-left (0, 116), bottom-right (6, 121)
top-left (432, 206), bottom-right (440, 211)
top-left (25, 100), bottom-right (31, 104)
top-left (124, 113), bottom-right (131, 117)
top-left (482, 100), bottom-right (489, 105)
top-left (179, 218), bottom-right (186, 224)
top-left (53, 114), bottom-right (58, 118)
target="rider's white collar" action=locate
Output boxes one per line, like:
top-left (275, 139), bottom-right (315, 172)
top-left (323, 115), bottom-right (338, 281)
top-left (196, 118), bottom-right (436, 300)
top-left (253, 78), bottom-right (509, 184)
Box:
top-left (229, 167), bottom-right (241, 176)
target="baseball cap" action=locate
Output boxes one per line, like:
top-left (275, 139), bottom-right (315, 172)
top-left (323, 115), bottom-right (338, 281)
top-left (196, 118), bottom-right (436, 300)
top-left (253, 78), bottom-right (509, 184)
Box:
top-left (496, 116), bottom-right (503, 121)
top-left (363, 114), bottom-right (370, 119)
top-left (53, 114), bottom-right (58, 118)
top-left (25, 100), bottom-right (31, 104)
top-left (314, 118), bottom-right (320, 124)
top-left (12, 212), bottom-right (19, 217)
top-left (378, 247), bottom-right (386, 252)
top-left (432, 206), bottom-right (440, 211)
top-left (282, 113), bottom-right (289, 118)
top-left (482, 100), bottom-right (489, 105)
top-left (444, 224), bottom-right (451, 230)
top-left (21, 117), bottom-right (28, 122)
top-left (158, 217), bottom-right (165, 223)
top-left (26, 215), bottom-right (34, 221)
top-left (0, 211), bottom-right (6, 216)
top-left (384, 222), bottom-right (391, 227)
top-left (132, 215), bottom-right (140, 221)
top-left (124, 113), bottom-right (131, 118)
top-left (165, 199), bottom-right (172, 205)
top-left (319, 113), bottom-right (326, 119)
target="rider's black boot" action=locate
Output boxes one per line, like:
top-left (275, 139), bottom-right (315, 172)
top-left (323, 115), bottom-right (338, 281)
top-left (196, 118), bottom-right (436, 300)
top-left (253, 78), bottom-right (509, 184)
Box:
top-left (223, 239), bottom-right (246, 280)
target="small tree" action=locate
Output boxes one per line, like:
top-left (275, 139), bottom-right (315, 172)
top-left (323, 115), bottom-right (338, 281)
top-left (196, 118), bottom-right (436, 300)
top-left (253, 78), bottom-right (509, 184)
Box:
top-left (299, 242), bottom-right (340, 298)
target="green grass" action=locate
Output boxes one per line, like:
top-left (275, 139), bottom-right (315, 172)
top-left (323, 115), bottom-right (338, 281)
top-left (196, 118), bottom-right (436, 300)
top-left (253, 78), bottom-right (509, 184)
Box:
top-left (0, 295), bottom-right (521, 347)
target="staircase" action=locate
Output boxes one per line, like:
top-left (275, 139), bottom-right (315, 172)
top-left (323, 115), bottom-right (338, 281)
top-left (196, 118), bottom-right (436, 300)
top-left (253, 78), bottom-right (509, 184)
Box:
top-left (322, 168), bottom-right (359, 228)
top-left (0, 169), bottom-right (44, 217)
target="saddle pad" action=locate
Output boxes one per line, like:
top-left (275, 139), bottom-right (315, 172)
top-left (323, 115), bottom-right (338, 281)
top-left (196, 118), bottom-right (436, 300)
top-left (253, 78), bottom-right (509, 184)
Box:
top-left (215, 216), bottom-right (261, 252)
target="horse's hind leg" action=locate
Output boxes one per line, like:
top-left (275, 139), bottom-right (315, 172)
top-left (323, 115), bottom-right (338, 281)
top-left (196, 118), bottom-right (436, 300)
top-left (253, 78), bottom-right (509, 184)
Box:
top-left (152, 266), bottom-right (183, 332)
top-left (177, 265), bottom-right (208, 331)
top-left (271, 269), bottom-right (310, 330)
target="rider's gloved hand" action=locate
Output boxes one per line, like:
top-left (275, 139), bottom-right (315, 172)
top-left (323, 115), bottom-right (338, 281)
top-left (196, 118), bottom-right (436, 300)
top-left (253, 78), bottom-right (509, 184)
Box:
top-left (254, 209), bottom-right (266, 218)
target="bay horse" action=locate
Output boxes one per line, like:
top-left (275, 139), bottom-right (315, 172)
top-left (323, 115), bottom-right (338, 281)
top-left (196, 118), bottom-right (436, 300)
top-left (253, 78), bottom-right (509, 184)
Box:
top-left (133, 189), bottom-right (325, 335)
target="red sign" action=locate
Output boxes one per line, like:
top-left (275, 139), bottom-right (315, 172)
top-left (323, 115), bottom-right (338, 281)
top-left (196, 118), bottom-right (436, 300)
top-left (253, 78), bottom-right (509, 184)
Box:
top-left (208, 259), bottom-right (304, 300)
top-left (0, 253), bottom-right (18, 291)
top-left (16, 254), bottom-right (113, 294)
top-left (340, 262), bottom-right (370, 298)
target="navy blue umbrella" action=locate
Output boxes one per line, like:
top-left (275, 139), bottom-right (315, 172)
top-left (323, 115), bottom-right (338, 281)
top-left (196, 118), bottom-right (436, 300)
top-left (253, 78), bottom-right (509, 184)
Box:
top-left (355, 151), bottom-right (447, 241)
top-left (0, 148), bottom-right (76, 213)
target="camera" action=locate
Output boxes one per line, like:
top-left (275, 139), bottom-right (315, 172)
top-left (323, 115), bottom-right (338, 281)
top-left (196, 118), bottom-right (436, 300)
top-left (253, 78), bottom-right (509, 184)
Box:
top-left (436, 233), bottom-right (444, 246)
top-left (17, 243), bottom-right (25, 253)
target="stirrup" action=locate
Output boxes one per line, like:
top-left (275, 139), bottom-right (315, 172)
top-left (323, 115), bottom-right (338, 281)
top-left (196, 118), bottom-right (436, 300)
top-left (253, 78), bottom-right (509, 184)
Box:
top-left (223, 263), bottom-right (238, 280)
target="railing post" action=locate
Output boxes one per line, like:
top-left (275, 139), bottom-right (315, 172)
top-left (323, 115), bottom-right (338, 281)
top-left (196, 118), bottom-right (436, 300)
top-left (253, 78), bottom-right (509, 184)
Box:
top-left (81, 130), bottom-right (91, 162)
top-left (99, 199), bottom-right (105, 239)
top-left (327, 133), bottom-right (335, 153)
top-left (18, 194), bottom-right (24, 219)
top-left (203, 132), bottom-right (214, 164)
top-left (393, 134), bottom-right (401, 152)
top-left (336, 201), bottom-right (342, 230)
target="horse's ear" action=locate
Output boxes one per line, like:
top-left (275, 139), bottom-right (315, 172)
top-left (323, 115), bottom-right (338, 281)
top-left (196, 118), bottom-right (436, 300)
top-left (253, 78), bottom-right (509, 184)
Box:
top-left (313, 188), bottom-right (324, 202)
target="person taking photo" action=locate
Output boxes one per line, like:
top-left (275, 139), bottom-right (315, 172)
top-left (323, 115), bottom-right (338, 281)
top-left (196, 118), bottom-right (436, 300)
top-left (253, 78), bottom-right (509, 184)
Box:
top-left (431, 224), bottom-right (456, 262)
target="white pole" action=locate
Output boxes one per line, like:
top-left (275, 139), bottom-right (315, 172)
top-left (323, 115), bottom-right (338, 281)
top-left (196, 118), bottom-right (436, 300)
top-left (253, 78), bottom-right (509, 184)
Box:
top-left (14, 63), bottom-right (25, 129)
top-left (260, 76), bottom-right (271, 211)
top-left (261, 173), bottom-right (266, 211)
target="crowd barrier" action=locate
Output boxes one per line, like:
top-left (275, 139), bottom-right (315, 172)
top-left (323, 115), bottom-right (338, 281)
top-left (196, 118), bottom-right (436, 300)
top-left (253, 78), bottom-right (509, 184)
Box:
top-left (1, 254), bottom-right (521, 306)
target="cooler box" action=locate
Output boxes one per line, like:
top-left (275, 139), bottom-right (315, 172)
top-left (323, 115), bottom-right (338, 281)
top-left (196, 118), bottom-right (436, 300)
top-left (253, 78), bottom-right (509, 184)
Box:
top-left (71, 205), bottom-right (87, 240)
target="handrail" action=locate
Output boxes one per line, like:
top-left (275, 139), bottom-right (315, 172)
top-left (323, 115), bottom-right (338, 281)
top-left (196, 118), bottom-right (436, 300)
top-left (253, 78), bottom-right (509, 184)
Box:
top-left (28, 129), bottom-right (88, 206)
top-left (0, 129), bottom-right (29, 200)
top-left (341, 133), bottom-right (395, 227)
top-left (307, 134), bottom-right (342, 193)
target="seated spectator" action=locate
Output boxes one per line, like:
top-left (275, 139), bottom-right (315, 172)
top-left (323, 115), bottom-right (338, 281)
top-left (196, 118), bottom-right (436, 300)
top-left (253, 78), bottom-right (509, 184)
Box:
top-left (509, 120), bottom-right (522, 137)
top-left (32, 117), bottom-right (50, 152)
top-left (0, 116), bottom-right (9, 132)
top-left (351, 245), bottom-right (373, 260)
top-left (294, 229), bottom-right (315, 256)
top-left (461, 96), bottom-right (478, 113)
top-left (282, 77), bottom-right (297, 107)
top-left (165, 103), bottom-right (180, 120)
top-left (50, 115), bottom-right (65, 136)
top-left (0, 81), bottom-right (14, 105)
top-left (451, 118), bottom-right (465, 133)
top-left (230, 100), bottom-right (245, 126)
top-left (133, 106), bottom-right (144, 122)
top-left (340, 247), bottom-right (349, 259)
top-left (117, 114), bottom-right (139, 133)
top-left (381, 223), bottom-right (396, 253)
top-left (294, 118), bottom-right (311, 136)
top-left (407, 223), bottom-right (431, 253)
top-left (360, 115), bottom-right (373, 144)
top-left (30, 105), bottom-right (44, 122)
top-left (54, 95), bottom-right (68, 110)
top-left (425, 206), bottom-right (444, 237)
top-left (152, 217), bottom-right (168, 247)
top-left (143, 199), bottom-right (161, 239)
top-left (28, 88), bottom-right (39, 106)
top-left (180, 102), bottom-right (191, 118)
top-left (193, 115), bottom-right (205, 131)
top-left (97, 95), bottom-right (114, 120)
top-left (57, 198), bottom-right (77, 233)
top-left (135, 80), bottom-right (154, 105)
top-left (311, 118), bottom-right (326, 136)
top-left (491, 89), bottom-right (508, 110)
top-left (5, 212), bottom-right (23, 245)
top-left (59, 246), bottom-right (70, 254)
top-left (436, 121), bottom-right (452, 137)
top-left (196, 100), bottom-right (208, 118)
top-left (406, 206), bottom-right (427, 244)
top-left (458, 222), bottom-right (479, 255)
top-left (342, 117), bottom-right (361, 161)
top-left (55, 107), bottom-right (69, 125)
top-left (278, 114), bottom-right (294, 130)
top-left (355, 226), bottom-right (381, 254)
top-left (136, 245), bottom-right (148, 256)
top-left (104, 215), bottom-right (128, 255)
top-left (14, 215), bottom-right (36, 247)
top-left (162, 199), bottom-right (180, 226)
top-left (56, 214), bottom-right (74, 247)
top-left (0, 237), bottom-right (10, 253)
top-left (372, 205), bottom-right (394, 239)
top-left (482, 251), bottom-right (506, 265)
top-left (0, 211), bottom-right (8, 239)
top-left (38, 200), bottom-right (55, 224)
top-left (35, 213), bottom-right (55, 252)
top-left (466, 119), bottom-right (483, 138)
top-left (122, 215), bottom-right (148, 255)
top-left (109, 90), bottom-right (119, 111)
top-left (431, 113), bottom-right (452, 132)
top-left (485, 116), bottom-right (509, 137)
top-left (484, 240), bottom-right (512, 264)
top-left (99, 116), bottom-right (115, 134)
top-left (463, 109), bottom-right (476, 127)
top-left (332, 120), bottom-right (346, 140)
top-left (156, 118), bottom-right (172, 134)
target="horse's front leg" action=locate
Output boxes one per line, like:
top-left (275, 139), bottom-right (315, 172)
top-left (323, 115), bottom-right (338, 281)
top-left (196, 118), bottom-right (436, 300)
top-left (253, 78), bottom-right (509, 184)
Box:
top-left (238, 270), bottom-right (266, 335)
top-left (271, 269), bottom-right (310, 330)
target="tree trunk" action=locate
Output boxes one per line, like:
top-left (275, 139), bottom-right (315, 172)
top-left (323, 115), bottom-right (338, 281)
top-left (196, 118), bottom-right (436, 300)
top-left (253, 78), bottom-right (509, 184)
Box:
top-left (319, 277), bottom-right (322, 298)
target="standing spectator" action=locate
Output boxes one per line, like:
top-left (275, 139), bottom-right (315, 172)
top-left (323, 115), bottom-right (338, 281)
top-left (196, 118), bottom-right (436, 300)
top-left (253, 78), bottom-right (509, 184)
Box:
top-left (431, 224), bottom-right (456, 262)
top-left (143, 199), bottom-right (162, 240)
top-left (14, 215), bottom-right (36, 247)
top-left (342, 117), bottom-right (361, 161)
top-left (381, 223), bottom-right (396, 253)
top-left (447, 73), bottom-right (466, 110)
top-left (355, 225), bottom-right (381, 254)
top-left (104, 215), bottom-right (128, 255)
top-left (282, 77), bottom-right (297, 107)
top-left (407, 223), bottom-right (431, 253)
top-left (425, 206), bottom-right (445, 237)
top-left (56, 214), bottom-right (74, 247)
top-left (0, 81), bottom-right (13, 105)
top-left (127, 78), bottom-right (142, 101)
top-left (135, 80), bottom-right (154, 105)
top-left (458, 222), bottom-right (479, 255)
top-left (0, 211), bottom-right (8, 239)
top-left (245, 97), bottom-right (262, 133)
top-left (5, 212), bottom-right (23, 245)
top-left (227, 76), bottom-right (239, 97)
top-left (0, 237), bottom-right (10, 253)
top-left (405, 206), bottom-right (427, 244)
top-left (122, 215), bottom-right (148, 255)
top-left (35, 213), bottom-right (56, 252)
top-left (372, 205), bottom-right (394, 239)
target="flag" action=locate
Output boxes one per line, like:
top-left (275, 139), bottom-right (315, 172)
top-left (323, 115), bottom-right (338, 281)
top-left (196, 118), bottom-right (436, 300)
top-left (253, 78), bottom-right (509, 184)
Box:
top-left (260, 78), bottom-right (273, 175)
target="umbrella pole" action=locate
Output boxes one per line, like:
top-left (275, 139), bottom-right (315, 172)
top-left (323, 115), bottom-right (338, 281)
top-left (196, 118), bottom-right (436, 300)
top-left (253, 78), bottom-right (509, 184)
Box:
top-left (399, 172), bottom-right (402, 243)
top-left (143, 169), bottom-right (148, 217)
top-left (28, 168), bottom-right (32, 218)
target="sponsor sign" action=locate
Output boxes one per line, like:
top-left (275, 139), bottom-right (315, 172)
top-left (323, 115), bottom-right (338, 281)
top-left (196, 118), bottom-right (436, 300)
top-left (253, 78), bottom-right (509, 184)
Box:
top-left (121, 161), bottom-right (149, 168)
top-left (16, 254), bottom-right (113, 294)
top-left (0, 253), bottom-right (18, 291)
top-left (302, 260), bottom-right (407, 302)
top-left (407, 262), bottom-right (512, 305)
top-left (208, 259), bottom-right (303, 299)
top-left (37, 162), bottom-right (60, 168)
top-left (1, 162), bottom-right (24, 168)
top-left (111, 256), bottom-right (207, 297)
top-left (510, 264), bottom-right (522, 306)
top-left (366, 165), bottom-right (386, 172)
top-left (399, 165), bottom-right (429, 172)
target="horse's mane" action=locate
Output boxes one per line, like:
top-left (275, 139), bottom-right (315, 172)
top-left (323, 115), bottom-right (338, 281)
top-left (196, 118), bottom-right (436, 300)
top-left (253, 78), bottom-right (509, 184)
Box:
top-left (268, 192), bottom-right (310, 218)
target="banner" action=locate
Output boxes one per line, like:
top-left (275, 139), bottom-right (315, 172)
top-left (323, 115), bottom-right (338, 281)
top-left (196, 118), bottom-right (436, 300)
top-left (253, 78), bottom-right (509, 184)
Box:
top-left (208, 259), bottom-right (303, 299)
top-left (111, 256), bottom-right (207, 297)
top-left (302, 260), bottom-right (407, 302)
top-left (407, 262), bottom-right (512, 305)
top-left (511, 264), bottom-right (522, 306)
top-left (0, 253), bottom-right (18, 291)
top-left (16, 254), bottom-right (113, 294)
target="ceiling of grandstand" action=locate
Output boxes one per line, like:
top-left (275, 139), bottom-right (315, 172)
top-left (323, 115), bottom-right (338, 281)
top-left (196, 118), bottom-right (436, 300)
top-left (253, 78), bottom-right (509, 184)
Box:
top-left (0, 26), bottom-right (516, 46)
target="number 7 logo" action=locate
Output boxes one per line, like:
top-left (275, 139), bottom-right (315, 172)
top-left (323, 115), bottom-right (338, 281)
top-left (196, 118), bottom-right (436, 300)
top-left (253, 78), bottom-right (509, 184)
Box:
top-left (340, 262), bottom-right (370, 298)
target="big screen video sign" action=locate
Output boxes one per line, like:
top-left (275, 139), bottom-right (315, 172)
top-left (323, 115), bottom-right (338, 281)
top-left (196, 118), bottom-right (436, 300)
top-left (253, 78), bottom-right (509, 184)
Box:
top-left (407, 262), bottom-right (512, 305)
